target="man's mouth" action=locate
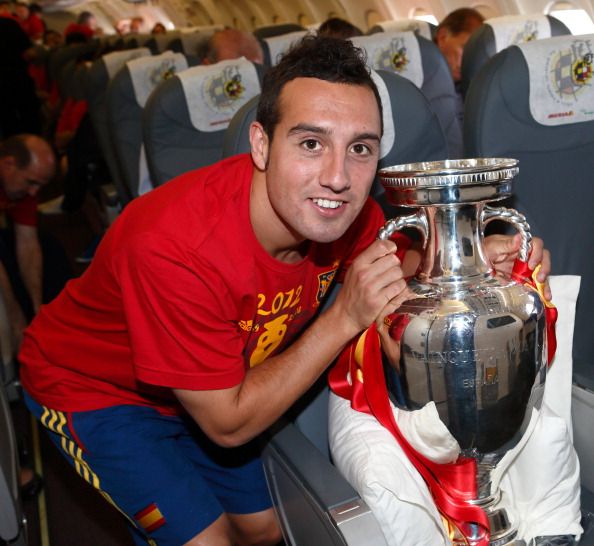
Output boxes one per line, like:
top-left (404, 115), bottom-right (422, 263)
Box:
top-left (312, 198), bottom-right (344, 210)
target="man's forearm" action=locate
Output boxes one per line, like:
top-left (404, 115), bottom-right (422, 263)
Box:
top-left (16, 236), bottom-right (43, 314)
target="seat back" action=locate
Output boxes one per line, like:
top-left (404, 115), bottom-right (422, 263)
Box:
top-left (368, 18), bottom-right (436, 40)
top-left (351, 31), bottom-right (462, 157)
top-left (166, 26), bottom-right (224, 56)
top-left (261, 30), bottom-right (309, 66)
top-left (461, 14), bottom-right (571, 97)
top-left (0, 384), bottom-right (25, 544)
top-left (107, 52), bottom-right (195, 199)
top-left (86, 47), bottom-right (152, 205)
top-left (144, 31), bottom-right (181, 55)
top-left (143, 58), bottom-right (264, 186)
top-left (464, 33), bottom-right (594, 392)
top-left (253, 23), bottom-right (305, 40)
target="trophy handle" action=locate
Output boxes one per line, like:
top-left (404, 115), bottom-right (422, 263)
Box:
top-left (377, 211), bottom-right (429, 244)
top-left (481, 205), bottom-right (532, 262)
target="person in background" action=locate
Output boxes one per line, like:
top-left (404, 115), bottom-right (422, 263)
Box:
top-left (151, 22), bottom-right (166, 35)
top-left (64, 10), bottom-right (97, 41)
top-left (130, 15), bottom-right (144, 34)
top-left (202, 28), bottom-right (264, 64)
top-left (43, 28), bottom-right (63, 49)
top-left (0, 1), bottom-right (17, 19)
top-left (14, 1), bottom-right (44, 42)
top-left (434, 7), bottom-right (484, 84)
top-left (318, 16), bottom-right (363, 39)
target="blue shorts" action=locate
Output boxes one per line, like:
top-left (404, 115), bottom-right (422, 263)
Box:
top-left (24, 392), bottom-right (273, 546)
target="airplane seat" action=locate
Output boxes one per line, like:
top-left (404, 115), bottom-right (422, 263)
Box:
top-left (142, 59), bottom-right (264, 187)
top-left (47, 40), bottom-right (100, 99)
top-left (253, 23), bottom-right (305, 40)
top-left (367, 18), bottom-right (436, 41)
top-left (460, 13), bottom-right (571, 98)
top-left (107, 52), bottom-right (198, 200)
top-left (144, 31), bottom-right (181, 55)
top-left (220, 68), bottom-right (449, 545)
top-left (351, 31), bottom-right (463, 158)
top-left (260, 30), bottom-right (309, 67)
top-left (85, 47), bottom-right (152, 206)
top-left (0, 383), bottom-right (26, 545)
top-left (464, 34), bottom-right (594, 540)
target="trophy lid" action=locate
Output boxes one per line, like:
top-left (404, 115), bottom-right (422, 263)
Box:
top-left (379, 158), bottom-right (519, 206)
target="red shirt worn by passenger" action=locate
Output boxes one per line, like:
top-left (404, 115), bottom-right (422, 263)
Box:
top-left (0, 187), bottom-right (38, 226)
top-left (20, 154), bottom-right (409, 415)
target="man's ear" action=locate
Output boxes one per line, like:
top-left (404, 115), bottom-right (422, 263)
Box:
top-left (249, 121), bottom-right (269, 171)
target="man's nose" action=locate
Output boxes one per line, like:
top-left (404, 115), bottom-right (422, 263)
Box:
top-left (321, 152), bottom-right (350, 192)
top-left (28, 186), bottom-right (40, 197)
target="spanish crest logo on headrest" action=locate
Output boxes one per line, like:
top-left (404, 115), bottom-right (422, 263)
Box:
top-left (203, 65), bottom-right (246, 114)
top-left (548, 38), bottom-right (593, 100)
top-left (374, 37), bottom-right (409, 73)
top-left (149, 60), bottom-right (177, 86)
top-left (512, 20), bottom-right (539, 45)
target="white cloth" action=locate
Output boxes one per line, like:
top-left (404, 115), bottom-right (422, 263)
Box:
top-left (518, 34), bottom-right (594, 127)
top-left (178, 58), bottom-right (261, 133)
top-left (376, 19), bottom-right (433, 41)
top-left (351, 31), bottom-right (424, 88)
top-left (329, 275), bottom-right (582, 545)
top-left (487, 14), bottom-right (551, 52)
top-left (370, 70), bottom-right (395, 160)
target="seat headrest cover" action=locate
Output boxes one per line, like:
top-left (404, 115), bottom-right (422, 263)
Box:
top-left (103, 47), bottom-right (151, 79)
top-left (351, 31), bottom-right (424, 88)
top-left (518, 34), bottom-right (594, 126)
top-left (127, 52), bottom-right (189, 107)
top-left (376, 19), bottom-right (432, 41)
top-left (178, 58), bottom-right (262, 133)
top-left (370, 70), bottom-right (395, 160)
top-left (264, 30), bottom-right (309, 66)
top-left (486, 14), bottom-right (551, 53)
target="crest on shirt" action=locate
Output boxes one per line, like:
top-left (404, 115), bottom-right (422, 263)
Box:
top-left (316, 267), bottom-right (338, 305)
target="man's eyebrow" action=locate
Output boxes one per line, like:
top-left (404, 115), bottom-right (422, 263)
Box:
top-left (287, 124), bottom-right (381, 142)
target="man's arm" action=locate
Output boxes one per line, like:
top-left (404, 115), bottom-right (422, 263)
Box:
top-left (0, 260), bottom-right (28, 351)
top-left (14, 223), bottom-right (43, 314)
top-left (175, 239), bottom-right (409, 448)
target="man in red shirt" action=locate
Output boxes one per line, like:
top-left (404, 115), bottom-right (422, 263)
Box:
top-left (0, 134), bottom-right (55, 349)
top-left (19, 36), bottom-right (549, 546)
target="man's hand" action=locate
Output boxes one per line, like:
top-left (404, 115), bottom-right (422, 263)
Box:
top-left (334, 239), bottom-right (409, 337)
top-left (485, 233), bottom-right (551, 299)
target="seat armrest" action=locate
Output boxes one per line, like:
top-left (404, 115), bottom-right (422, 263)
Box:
top-left (263, 420), bottom-right (388, 546)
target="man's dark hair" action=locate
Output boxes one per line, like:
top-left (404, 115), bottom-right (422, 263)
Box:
top-left (318, 17), bottom-right (363, 39)
top-left (437, 8), bottom-right (484, 36)
top-left (256, 35), bottom-right (383, 140)
top-left (0, 135), bottom-right (32, 169)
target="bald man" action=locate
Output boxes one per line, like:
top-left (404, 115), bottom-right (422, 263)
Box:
top-left (0, 134), bottom-right (55, 348)
top-left (203, 28), bottom-right (264, 64)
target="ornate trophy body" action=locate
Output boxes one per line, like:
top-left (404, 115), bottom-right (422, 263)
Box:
top-left (377, 159), bottom-right (548, 546)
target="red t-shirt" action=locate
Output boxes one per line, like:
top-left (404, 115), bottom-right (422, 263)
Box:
top-left (0, 187), bottom-right (37, 226)
top-left (20, 154), bottom-right (409, 414)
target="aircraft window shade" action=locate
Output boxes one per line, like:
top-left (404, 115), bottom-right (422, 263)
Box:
top-left (177, 59), bottom-right (261, 133)
top-left (351, 31), bottom-right (424, 88)
top-left (127, 52), bottom-right (188, 107)
top-left (517, 34), bottom-right (594, 126)
top-left (370, 70), bottom-right (395, 159)
top-left (103, 47), bottom-right (152, 79)
top-left (486, 13), bottom-right (551, 52)
top-left (264, 30), bottom-right (309, 66)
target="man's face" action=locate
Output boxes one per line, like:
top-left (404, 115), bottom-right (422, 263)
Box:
top-left (436, 30), bottom-right (472, 83)
top-left (252, 77), bottom-right (382, 248)
top-left (1, 145), bottom-right (53, 201)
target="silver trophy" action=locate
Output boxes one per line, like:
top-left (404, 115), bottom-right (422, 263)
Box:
top-left (377, 159), bottom-right (548, 546)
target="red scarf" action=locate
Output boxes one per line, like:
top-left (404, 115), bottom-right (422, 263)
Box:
top-left (329, 259), bottom-right (558, 545)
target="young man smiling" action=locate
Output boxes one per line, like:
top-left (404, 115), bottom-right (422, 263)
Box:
top-left (20, 36), bottom-right (549, 546)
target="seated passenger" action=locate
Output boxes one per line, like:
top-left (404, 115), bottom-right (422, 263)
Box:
top-left (202, 28), bottom-right (264, 64)
top-left (151, 22), bottom-right (166, 35)
top-left (19, 35), bottom-right (549, 546)
top-left (318, 17), bottom-right (363, 39)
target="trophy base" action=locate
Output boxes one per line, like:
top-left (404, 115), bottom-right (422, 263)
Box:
top-left (450, 506), bottom-right (525, 546)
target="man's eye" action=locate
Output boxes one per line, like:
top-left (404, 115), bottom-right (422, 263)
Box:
top-left (302, 139), bottom-right (321, 151)
top-left (351, 143), bottom-right (371, 155)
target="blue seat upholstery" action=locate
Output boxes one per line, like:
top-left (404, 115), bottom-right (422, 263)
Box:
top-left (86, 48), bottom-right (152, 205)
top-left (460, 14), bottom-right (571, 97)
top-left (107, 52), bottom-right (198, 199)
top-left (143, 59), bottom-right (264, 187)
top-left (351, 31), bottom-right (462, 157)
